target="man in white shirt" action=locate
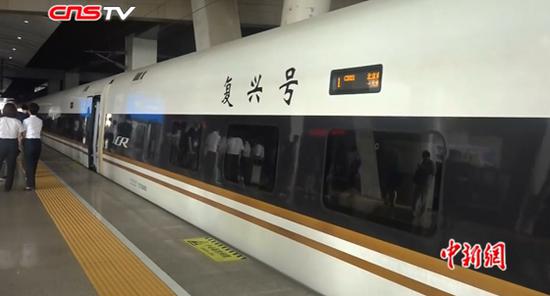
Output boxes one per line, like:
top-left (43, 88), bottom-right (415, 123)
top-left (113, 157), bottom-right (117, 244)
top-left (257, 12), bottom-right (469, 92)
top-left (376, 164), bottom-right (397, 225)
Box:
top-left (0, 103), bottom-right (24, 192)
top-left (22, 103), bottom-right (43, 191)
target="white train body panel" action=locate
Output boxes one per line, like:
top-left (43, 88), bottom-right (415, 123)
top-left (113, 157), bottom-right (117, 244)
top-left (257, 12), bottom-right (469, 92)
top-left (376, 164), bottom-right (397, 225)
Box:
top-left (32, 0), bottom-right (550, 295)
top-left (103, 0), bottom-right (550, 118)
top-left (102, 154), bottom-right (495, 296)
top-left (41, 134), bottom-right (88, 166)
top-left (38, 78), bottom-right (111, 115)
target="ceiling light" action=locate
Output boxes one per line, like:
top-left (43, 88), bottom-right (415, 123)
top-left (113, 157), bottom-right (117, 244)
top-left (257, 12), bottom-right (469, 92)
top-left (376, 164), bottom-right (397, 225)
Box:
top-left (17, 36), bottom-right (22, 40)
top-left (12, 48), bottom-right (16, 51)
top-left (24, 20), bottom-right (29, 24)
top-left (8, 56), bottom-right (13, 60)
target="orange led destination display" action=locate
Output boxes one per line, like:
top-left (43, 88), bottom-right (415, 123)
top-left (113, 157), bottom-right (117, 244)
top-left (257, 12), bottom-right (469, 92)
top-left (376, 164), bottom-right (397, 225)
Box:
top-left (330, 64), bottom-right (383, 95)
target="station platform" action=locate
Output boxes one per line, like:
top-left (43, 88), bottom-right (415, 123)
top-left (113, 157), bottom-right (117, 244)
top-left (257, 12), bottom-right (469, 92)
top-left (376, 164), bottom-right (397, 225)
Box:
top-left (0, 146), bottom-right (317, 296)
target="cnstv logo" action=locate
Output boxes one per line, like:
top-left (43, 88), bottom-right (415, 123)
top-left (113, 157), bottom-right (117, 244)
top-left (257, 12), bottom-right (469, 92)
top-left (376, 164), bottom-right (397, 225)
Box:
top-left (48, 5), bottom-right (135, 21)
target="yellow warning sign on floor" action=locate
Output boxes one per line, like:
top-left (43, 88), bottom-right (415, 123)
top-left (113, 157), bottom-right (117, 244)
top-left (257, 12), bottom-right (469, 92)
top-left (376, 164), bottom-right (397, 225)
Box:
top-left (183, 237), bottom-right (246, 262)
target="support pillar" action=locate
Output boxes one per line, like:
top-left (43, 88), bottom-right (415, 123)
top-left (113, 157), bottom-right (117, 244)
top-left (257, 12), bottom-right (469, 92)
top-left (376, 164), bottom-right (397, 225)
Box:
top-left (125, 34), bottom-right (157, 71)
top-left (64, 72), bottom-right (80, 89)
top-left (191, 0), bottom-right (242, 51)
top-left (280, 0), bottom-right (331, 25)
top-left (0, 59), bottom-right (4, 95)
top-left (0, 78), bottom-right (9, 95)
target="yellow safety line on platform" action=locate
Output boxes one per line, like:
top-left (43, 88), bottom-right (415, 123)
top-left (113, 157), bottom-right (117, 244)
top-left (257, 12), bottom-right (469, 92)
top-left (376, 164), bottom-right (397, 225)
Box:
top-left (34, 163), bottom-right (175, 296)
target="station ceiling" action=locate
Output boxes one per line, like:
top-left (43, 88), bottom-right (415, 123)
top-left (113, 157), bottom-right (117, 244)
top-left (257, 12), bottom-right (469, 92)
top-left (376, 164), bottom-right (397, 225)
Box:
top-left (0, 13), bottom-right (58, 96)
top-left (0, 0), bottom-right (365, 102)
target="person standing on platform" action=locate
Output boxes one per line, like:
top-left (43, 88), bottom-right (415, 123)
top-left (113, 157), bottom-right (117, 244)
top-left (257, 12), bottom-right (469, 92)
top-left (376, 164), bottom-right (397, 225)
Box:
top-left (412, 150), bottom-right (435, 217)
top-left (0, 103), bottom-right (24, 192)
top-left (17, 104), bottom-right (29, 122)
top-left (22, 103), bottom-right (43, 191)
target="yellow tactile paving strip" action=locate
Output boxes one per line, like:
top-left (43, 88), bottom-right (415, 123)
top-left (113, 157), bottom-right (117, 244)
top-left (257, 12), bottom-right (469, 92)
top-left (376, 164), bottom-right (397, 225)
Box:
top-left (35, 163), bottom-right (175, 296)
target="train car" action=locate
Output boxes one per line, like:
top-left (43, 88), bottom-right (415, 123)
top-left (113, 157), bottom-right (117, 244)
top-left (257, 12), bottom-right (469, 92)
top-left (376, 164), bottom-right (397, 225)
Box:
top-left (38, 77), bottom-right (114, 168)
top-left (34, 0), bottom-right (550, 295)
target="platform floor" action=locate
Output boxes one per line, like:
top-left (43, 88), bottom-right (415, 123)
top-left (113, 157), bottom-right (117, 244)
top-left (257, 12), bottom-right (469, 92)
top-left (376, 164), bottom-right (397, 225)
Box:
top-left (0, 146), bottom-right (317, 296)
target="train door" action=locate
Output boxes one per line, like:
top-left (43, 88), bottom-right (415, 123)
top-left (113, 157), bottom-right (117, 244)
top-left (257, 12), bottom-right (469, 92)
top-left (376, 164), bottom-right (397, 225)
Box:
top-left (87, 95), bottom-right (101, 171)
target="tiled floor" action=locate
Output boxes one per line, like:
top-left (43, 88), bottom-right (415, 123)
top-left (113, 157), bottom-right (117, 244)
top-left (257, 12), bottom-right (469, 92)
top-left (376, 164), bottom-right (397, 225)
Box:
top-left (0, 165), bottom-right (95, 296)
top-left (0, 145), bottom-right (318, 296)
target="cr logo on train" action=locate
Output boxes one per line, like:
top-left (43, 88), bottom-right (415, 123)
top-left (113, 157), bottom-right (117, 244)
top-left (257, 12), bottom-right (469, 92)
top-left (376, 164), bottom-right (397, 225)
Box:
top-left (113, 136), bottom-right (130, 148)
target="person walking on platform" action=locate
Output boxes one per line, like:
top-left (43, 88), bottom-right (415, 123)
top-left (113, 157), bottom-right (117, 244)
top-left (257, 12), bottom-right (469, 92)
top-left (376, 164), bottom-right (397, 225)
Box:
top-left (22, 103), bottom-right (43, 191)
top-left (0, 103), bottom-right (24, 192)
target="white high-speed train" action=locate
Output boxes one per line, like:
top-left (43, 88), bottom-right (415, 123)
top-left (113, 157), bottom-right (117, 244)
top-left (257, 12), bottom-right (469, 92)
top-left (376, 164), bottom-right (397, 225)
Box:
top-left (33, 0), bottom-right (550, 295)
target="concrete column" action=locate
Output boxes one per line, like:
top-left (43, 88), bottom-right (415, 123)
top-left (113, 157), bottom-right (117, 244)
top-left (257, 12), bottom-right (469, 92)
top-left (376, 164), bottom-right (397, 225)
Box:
top-left (191, 0), bottom-right (242, 51)
top-left (125, 34), bottom-right (157, 71)
top-left (48, 79), bottom-right (61, 94)
top-left (64, 72), bottom-right (80, 89)
top-left (0, 59), bottom-right (4, 95)
top-left (281, 0), bottom-right (331, 25)
top-left (1, 78), bottom-right (9, 95)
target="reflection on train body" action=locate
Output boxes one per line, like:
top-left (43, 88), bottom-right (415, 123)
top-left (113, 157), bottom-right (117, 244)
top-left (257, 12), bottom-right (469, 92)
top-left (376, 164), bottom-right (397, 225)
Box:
top-left (42, 114), bottom-right (550, 292)
top-left (324, 129), bottom-right (445, 233)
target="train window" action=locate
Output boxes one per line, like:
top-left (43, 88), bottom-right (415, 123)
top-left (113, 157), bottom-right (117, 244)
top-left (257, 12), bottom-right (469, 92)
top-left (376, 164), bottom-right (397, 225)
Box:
top-left (73, 116), bottom-right (84, 141)
top-left (103, 116), bottom-right (135, 155)
top-left (223, 125), bottom-right (278, 192)
top-left (102, 115), bottom-right (163, 164)
top-left (132, 71), bottom-right (147, 81)
top-left (166, 121), bottom-right (202, 171)
top-left (80, 114), bottom-right (88, 144)
top-left (166, 121), bottom-right (185, 166)
top-left (41, 114), bottom-right (87, 145)
top-left (144, 121), bottom-right (163, 163)
top-left (323, 129), bottom-right (445, 234)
